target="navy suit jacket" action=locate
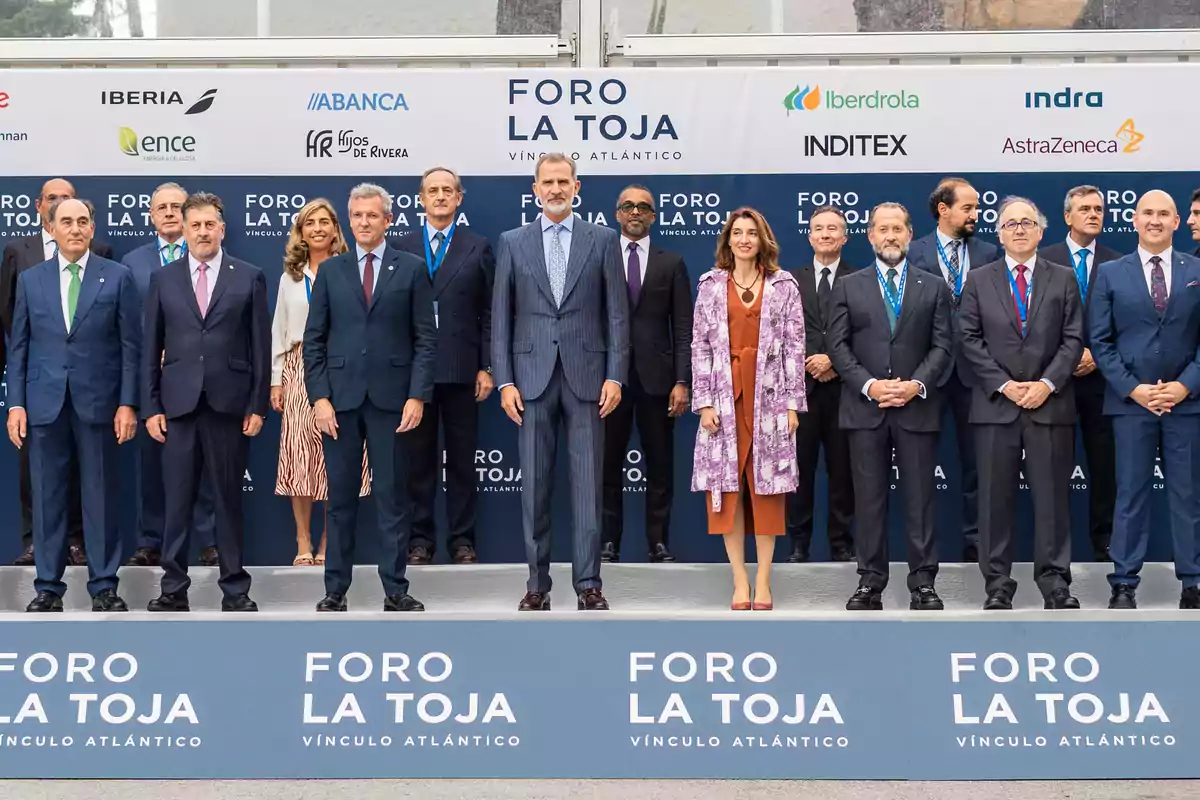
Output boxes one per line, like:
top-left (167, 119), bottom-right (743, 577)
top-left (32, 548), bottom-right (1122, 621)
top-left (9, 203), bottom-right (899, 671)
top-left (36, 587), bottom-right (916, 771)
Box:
top-left (393, 226), bottom-right (495, 386)
top-left (121, 239), bottom-right (185, 303)
top-left (1088, 250), bottom-right (1200, 416)
top-left (491, 217), bottom-right (630, 401)
top-left (908, 231), bottom-right (1000, 387)
top-left (8, 255), bottom-right (141, 426)
top-left (143, 252), bottom-right (271, 420)
top-left (303, 245), bottom-right (437, 413)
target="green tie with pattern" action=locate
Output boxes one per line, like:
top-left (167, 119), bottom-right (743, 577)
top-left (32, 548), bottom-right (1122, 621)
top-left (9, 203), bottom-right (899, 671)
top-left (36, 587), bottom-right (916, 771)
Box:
top-left (168, 242), bottom-right (178, 261)
top-left (66, 262), bottom-right (81, 328)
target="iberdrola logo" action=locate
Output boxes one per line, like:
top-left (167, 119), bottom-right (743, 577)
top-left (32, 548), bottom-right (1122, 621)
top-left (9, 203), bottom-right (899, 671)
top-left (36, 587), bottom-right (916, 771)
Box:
top-left (784, 85), bottom-right (821, 113)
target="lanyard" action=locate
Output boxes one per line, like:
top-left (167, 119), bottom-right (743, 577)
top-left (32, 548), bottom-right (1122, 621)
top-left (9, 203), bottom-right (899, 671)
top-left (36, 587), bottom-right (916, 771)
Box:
top-left (1007, 266), bottom-right (1033, 329)
top-left (423, 220), bottom-right (456, 275)
top-left (935, 237), bottom-right (964, 295)
top-left (875, 263), bottom-right (906, 320)
top-left (1074, 249), bottom-right (1089, 304)
top-left (304, 274), bottom-right (312, 304)
top-left (160, 242), bottom-right (186, 266)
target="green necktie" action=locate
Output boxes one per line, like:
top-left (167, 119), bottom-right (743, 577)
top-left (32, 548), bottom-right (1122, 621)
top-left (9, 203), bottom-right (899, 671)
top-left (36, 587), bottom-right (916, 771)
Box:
top-left (168, 242), bottom-right (178, 261)
top-left (884, 267), bottom-right (899, 332)
top-left (66, 262), bottom-right (82, 327)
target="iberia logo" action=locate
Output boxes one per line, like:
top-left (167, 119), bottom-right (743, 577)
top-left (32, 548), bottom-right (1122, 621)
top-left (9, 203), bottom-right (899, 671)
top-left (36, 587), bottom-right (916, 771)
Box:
top-left (784, 85), bottom-right (821, 113)
top-left (1115, 118), bottom-right (1143, 153)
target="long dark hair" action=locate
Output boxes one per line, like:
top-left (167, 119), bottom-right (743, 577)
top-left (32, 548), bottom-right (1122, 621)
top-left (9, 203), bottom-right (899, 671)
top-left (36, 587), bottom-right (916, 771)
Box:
top-left (714, 207), bottom-right (781, 274)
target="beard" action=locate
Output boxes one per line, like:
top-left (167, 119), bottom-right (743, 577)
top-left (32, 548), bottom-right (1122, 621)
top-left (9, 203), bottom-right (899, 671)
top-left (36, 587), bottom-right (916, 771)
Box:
top-left (954, 221), bottom-right (977, 240)
top-left (543, 199), bottom-right (571, 215)
top-left (875, 244), bottom-right (907, 267)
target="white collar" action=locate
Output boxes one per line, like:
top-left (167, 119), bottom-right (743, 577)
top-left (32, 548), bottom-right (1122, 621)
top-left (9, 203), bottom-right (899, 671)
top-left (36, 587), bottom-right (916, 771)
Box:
top-left (41, 228), bottom-right (56, 247)
top-left (814, 256), bottom-right (841, 275)
top-left (1005, 254), bottom-right (1036, 273)
top-left (189, 249), bottom-right (223, 272)
top-left (1138, 246), bottom-right (1173, 267)
top-left (1066, 234), bottom-right (1095, 255)
top-left (57, 250), bottom-right (90, 271)
top-left (620, 234), bottom-right (648, 253)
top-left (356, 241), bottom-right (386, 262)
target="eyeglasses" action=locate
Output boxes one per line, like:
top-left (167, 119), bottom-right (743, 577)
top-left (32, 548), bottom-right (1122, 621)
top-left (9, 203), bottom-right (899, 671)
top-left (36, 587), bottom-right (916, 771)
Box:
top-left (1000, 219), bottom-right (1040, 231)
top-left (617, 202), bottom-right (655, 214)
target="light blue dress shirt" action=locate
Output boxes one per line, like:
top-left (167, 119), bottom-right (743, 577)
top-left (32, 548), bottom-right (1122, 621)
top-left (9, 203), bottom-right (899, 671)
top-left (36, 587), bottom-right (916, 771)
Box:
top-left (540, 212), bottom-right (574, 266)
top-left (355, 241), bottom-right (387, 294)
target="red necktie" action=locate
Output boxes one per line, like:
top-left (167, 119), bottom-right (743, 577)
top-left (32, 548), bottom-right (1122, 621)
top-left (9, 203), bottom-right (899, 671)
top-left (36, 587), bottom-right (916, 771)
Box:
top-left (1013, 264), bottom-right (1028, 334)
top-left (363, 252), bottom-right (375, 306)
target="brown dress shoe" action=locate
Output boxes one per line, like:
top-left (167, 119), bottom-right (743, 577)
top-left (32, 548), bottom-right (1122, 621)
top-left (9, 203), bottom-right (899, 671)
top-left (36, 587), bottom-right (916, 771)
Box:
top-left (451, 545), bottom-right (478, 564)
top-left (198, 547), bottom-right (219, 567)
top-left (68, 543), bottom-right (87, 566)
top-left (13, 544), bottom-right (34, 566)
top-left (577, 588), bottom-right (610, 610)
top-left (407, 546), bottom-right (432, 565)
top-left (518, 591), bottom-right (551, 611)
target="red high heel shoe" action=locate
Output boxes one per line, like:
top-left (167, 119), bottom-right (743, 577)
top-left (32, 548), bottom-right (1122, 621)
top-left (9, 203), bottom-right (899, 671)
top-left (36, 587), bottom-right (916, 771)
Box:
top-left (752, 601), bottom-right (773, 611)
top-left (731, 601), bottom-right (752, 611)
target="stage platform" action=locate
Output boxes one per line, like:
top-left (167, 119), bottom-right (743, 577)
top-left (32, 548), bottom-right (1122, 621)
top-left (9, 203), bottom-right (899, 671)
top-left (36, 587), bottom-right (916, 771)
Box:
top-left (0, 562), bottom-right (1195, 782)
top-left (0, 560), bottom-right (1194, 617)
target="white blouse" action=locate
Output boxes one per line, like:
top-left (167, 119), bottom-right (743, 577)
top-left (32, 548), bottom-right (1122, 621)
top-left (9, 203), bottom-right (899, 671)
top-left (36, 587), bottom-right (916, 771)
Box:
top-left (271, 266), bottom-right (317, 386)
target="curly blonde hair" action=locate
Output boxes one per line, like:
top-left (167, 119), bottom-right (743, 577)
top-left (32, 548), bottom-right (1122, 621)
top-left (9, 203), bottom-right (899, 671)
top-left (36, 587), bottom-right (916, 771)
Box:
top-left (283, 198), bottom-right (348, 280)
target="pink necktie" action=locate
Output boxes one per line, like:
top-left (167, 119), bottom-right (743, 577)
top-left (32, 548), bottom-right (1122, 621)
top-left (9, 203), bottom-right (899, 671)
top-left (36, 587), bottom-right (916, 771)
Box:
top-left (196, 261), bottom-right (210, 317)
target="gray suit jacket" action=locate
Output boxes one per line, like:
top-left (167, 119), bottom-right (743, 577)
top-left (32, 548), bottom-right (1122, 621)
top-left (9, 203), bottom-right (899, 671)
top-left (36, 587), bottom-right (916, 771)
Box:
top-left (491, 216), bottom-right (630, 401)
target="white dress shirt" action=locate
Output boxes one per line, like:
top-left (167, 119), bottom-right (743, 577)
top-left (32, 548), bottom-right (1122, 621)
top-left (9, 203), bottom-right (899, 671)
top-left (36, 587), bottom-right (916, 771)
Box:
top-left (1065, 235), bottom-right (1096, 280)
top-left (42, 229), bottom-right (58, 261)
top-left (157, 236), bottom-right (186, 265)
top-left (813, 257), bottom-right (840, 291)
top-left (270, 266), bottom-right (317, 386)
top-left (1137, 245), bottom-right (1174, 298)
top-left (189, 249), bottom-right (222, 312)
top-left (620, 234), bottom-right (648, 283)
top-left (935, 229), bottom-right (971, 288)
top-left (862, 259), bottom-right (926, 401)
top-left (58, 249), bottom-right (90, 331)
top-left (356, 241), bottom-right (387, 295)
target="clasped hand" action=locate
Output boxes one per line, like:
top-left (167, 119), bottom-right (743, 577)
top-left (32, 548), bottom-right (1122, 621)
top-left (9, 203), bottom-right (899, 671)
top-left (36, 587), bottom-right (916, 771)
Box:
top-left (868, 379), bottom-right (921, 408)
top-left (1001, 381), bottom-right (1052, 410)
top-left (1130, 380), bottom-right (1190, 416)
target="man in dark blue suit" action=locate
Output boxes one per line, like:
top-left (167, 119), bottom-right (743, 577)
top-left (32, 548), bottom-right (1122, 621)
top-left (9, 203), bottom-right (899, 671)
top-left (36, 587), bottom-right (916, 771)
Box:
top-left (304, 183), bottom-right (437, 613)
top-left (1089, 190), bottom-right (1200, 611)
top-left (908, 177), bottom-right (1000, 563)
top-left (395, 167), bottom-right (495, 566)
top-left (121, 182), bottom-right (218, 568)
top-left (143, 192), bottom-right (270, 613)
top-left (5, 198), bottom-right (139, 612)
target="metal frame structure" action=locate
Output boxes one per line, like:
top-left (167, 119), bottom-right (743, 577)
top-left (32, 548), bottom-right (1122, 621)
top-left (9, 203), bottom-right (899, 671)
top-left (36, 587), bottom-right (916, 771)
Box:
top-left (1, 0), bottom-right (1198, 69)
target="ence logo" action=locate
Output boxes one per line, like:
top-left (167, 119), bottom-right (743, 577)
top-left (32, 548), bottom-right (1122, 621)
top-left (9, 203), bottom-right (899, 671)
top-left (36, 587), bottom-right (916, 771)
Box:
top-left (783, 84), bottom-right (920, 114)
top-left (118, 127), bottom-right (196, 162)
top-left (783, 85), bottom-right (821, 113)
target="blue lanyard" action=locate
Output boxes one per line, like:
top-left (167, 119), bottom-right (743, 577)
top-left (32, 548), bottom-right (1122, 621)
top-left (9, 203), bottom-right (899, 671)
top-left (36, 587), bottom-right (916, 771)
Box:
top-left (423, 220), bottom-right (456, 276)
top-left (1074, 250), bottom-right (1089, 304)
top-left (160, 242), bottom-right (186, 266)
top-left (1007, 266), bottom-right (1033, 330)
top-left (935, 237), bottom-right (964, 295)
top-left (304, 274), bottom-right (312, 304)
top-left (875, 263), bottom-right (906, 319)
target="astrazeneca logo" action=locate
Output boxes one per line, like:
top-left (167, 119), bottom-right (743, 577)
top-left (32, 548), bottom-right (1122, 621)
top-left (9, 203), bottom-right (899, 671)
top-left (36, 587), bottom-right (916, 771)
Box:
top-left (118, 127), bottom-right (197, 162)
top-left (784, 84), bottom-right (920, 114)
top-left (1024, 88), bottom-right (1103, 109)
top-left (803, 134), bottom-right (908, 157)
top-left (1001, 119), bottom-right (1143, 157)
top-left (307, 92), bottom-right (409, 112)
top-left (304, 129), bottom-right (408, 160)
top-left (101, 89), bottom-right (217, 115)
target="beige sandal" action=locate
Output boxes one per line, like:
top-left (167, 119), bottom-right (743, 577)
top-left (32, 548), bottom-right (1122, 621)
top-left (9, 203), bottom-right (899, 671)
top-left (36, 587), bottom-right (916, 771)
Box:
top-left (293, 554), bottom-right (315, 566)
top-left (314, 554), bottom-right (326, 566)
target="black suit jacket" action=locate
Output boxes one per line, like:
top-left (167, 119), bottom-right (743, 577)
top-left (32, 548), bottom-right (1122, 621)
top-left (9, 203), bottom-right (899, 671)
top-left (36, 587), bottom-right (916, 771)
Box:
top-left (1039, 239), bottom-right (1123, 396)
top-left (393, 226), bottom-right (495, 386)
top-left (828, 263), bottom-right (953, 432)
top-left (1, 233), bottom-right (113, 336)
top-left (958, 257), bottom-right (1084, 426)
top-left (303, 246), bottom-right (436, 413)
top-left (622, 241), bottom-right (692, 394)
top-left (142, 252), bottom-right (270, 420)
top-left (790, 260), bottom-right (857, 392)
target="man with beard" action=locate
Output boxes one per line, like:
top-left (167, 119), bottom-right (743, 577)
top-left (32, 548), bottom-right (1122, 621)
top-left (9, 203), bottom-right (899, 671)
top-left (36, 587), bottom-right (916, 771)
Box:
top-left (1039, 186), bottom-right (1123, 562)
top-left (828, 202), bottom-right (952, 611)
top-left (908, 177), bottom-right (1000, 563)
top-left (786, 205), bottom-right (856, 563)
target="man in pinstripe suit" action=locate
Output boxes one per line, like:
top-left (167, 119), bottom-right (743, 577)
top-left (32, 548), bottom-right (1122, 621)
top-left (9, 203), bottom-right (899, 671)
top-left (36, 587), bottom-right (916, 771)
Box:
top-left (492, 153), bottom-right (631, 612)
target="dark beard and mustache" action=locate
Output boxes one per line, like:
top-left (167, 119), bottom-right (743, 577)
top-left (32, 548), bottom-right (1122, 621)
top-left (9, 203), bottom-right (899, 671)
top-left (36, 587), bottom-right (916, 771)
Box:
top-left (953, 220), bottom-right (977, 240)
top-left (874, 244), bottom-right (908, 267)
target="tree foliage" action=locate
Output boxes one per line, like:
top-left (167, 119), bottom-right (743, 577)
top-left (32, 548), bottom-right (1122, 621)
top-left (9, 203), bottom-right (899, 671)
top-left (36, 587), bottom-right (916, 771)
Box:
top-left (0, 0), bottom-right (86, 38)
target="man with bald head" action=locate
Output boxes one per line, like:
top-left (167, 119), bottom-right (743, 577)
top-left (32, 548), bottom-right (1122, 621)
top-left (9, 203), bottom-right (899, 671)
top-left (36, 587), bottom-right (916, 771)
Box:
top-left (0, 178), bottom-right (113, 566)
top-left (1089, 190), bottom-right (1200, 610)
top-left (5, 198), bottom-right (139, 612)
top-left (959, 197), bottom-right (1084, 610)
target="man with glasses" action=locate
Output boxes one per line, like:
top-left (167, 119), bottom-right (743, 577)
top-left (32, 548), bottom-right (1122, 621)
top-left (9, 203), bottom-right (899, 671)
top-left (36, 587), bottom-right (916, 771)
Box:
top-left (959, 197), bottom-right (1083, 610)
top-left (601, 185), bottom-right (692, 564)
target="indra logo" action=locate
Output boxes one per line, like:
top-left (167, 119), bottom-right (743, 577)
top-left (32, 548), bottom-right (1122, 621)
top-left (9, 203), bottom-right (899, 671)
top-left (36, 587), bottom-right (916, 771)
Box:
top-left (101, 89), bottom-right (217, 115)
top-left (783, 84), bottom-right (920, 114)
top-left (118, 127), bottom-right (197, 162)
top-left (307, 92), bottom-right (409, 112)
top-left (1025, 88), bottom-right (1103, 109)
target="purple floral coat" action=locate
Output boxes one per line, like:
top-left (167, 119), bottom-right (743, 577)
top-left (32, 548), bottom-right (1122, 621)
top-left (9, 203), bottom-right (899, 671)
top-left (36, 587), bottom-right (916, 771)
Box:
top-left (691, 269), bottom-right (806, 511)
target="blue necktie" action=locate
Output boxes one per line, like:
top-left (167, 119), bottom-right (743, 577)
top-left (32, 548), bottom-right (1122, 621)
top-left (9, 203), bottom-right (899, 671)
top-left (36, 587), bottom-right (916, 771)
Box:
top-left (1074, 250), bottom-right (1089, 303)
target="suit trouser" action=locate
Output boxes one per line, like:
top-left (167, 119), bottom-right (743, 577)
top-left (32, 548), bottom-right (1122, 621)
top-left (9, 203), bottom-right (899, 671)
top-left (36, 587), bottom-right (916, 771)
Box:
top-left (601, 370), bottom-right (674, 553)
top-left (520, 360), bottom-right (603, 594)
top-left (786, 378), bottom-right (854, 554)
top-left (28, 397), bottom-right (121, 597)
top-left (942, 372), bottom-right (980, 552)
top-left (848, 415), bottom-right (938, 592)
top-left (408, 383), bottom-right (479, 555)
top-left (1075, 374), bottom-right (1116, 558)
top-left (975, 415), bottom-right (1074, 599)
top-left (1108, 413), bottom-right (1200, 589)
top-left (20, 432), bottom-right (83, 549)
top-left (160, 398), bottom-right (251, 598)
top-left (136, 425), bottom-right (217, 551)
top-left (323, 399), bottom-right (411, 597)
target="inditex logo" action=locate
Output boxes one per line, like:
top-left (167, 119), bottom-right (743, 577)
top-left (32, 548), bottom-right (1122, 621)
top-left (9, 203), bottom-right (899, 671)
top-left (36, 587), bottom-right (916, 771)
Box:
top-left (804, 134), bottom-right (908, 157)
top-left (784, 84), bottom-right (919, 114)
top-left (1024, 87), bottom-right (1103, 109)
top-left (118, 126), bottom-right (197, 162)
top-left (101, 89), bottom-right (217, 115)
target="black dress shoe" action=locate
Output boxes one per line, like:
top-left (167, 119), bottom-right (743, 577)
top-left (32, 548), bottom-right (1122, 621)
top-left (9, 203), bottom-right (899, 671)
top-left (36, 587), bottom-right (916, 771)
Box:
top-left (787, 545), bottom-right (810, 564)
top-left (1181, 586), bottom-right (1200, 610)
top-left (125, 547), bottom-right (161, 567)
top-left (983, 591), bottom-right (1013, 610)
top-left (846, 586), bottom-right (883, 611)
top-left (600, 542), bottom-right (618, 563)
top-left (26, 591), bottom-right (63, 612)
top-left (384, 594), bottom-right (425, 612)
top-left (13, 543), bottom-right (34, 566)
top-left (222, 593), bottom-right (258, 612)
top-left (407, 546), bottom-right (432, 566)
top-left (92, 589), bottom-right (129, 612)
top-left (1044, 588), bottom-right (1080, 610)
top-left (68, 543), bottom-right (87, 566)
top-left (198, 547), bottom-right (219, 567)
top-left (649, 543), bottom-right (675, 563)
top-left (316, 592), bottom-right (347, 612)
top-left (1109, 583), bottom-right (1137, 609)
top-left (910, 585), bottom-right (944, 610)
top-left (830, 544), bottom-right (855, 562)
top-left (577, 588), bottom-right (610, 610)
top-left (147, 591), bottom-right (190, 612)
top-left (451, 545), bottom-right (478, 565)
top-left (518, 591), bottom-right (550, 611)
top-left (962, 544), bottom-right (979, 563)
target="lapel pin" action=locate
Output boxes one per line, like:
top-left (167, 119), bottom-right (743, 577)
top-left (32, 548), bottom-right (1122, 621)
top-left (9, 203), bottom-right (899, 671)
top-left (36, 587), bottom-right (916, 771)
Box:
top-left (99, 278), bottom-right (105, 284)
top-left (388, 265), bottom-right (395, 271)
